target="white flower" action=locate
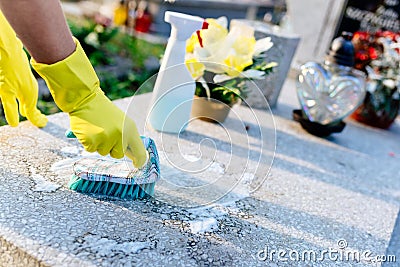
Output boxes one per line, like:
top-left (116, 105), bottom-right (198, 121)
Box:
top-left (84, 32), bottom-right (99, 48)
top-left (213, 69), bottom-right (266, 83)
top-left (383, 79), bottom-right (396, 89)
top-left (186, 17), bottom-right (275, 78)
top-left (254, 37), bottom-right (274, 56)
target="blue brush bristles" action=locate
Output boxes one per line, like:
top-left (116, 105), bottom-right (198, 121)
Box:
top-left (68, 176), bottom-right (156, 199)
top-left (68, 137), bottom-right (160, 200)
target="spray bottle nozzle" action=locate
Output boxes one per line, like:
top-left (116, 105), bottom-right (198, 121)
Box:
top-left (164, 11), bottom-right (205, 41)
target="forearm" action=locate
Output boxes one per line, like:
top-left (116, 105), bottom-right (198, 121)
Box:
top-left (0, 0), bottom-right (75, 64)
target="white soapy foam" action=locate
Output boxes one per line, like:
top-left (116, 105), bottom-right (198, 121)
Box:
top-left (30, 168), bottom-right (61, 192)
top-left (82, 235), bottom-right (149, 256)
top-left (60, 146), bottom-right (81, 155)
top-left (185, 201), bottom-right (244, 234)
top-left (183, 154), bottom-right (200, 162)
top-left (50, 149), bottom-right (107, 176)
top-left (241, 172), bottom-right (255, 184)
top-left (208, 161), bottom-right (225, 174)
top-left (185, 198), bottom-right (251, 234)
top-left (188, 204), bottom-right (229, 218)
top-left (189, 217), bottom-right (218, 234)
top-left (50, 157), bottom-right (79, 172)
top-left (117, 241), bottom-right (150, 254)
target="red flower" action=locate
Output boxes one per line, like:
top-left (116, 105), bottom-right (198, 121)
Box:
top-left (368, 47), bottom-right (378, 60)
top-left (355, 51), bottom-right (369, 61)
top-left (353, 31), bottom-right (370, 41)
top-left (379, 31), bottom-right (399, 42)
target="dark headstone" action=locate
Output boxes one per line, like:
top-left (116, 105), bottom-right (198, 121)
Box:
top-left (335, 0), bottom-right (400, 36)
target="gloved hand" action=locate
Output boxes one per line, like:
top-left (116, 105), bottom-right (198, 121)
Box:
top-left (31, 38), bottom-right (147, 168)
top-left (0, 11), bottom-right (47, 127)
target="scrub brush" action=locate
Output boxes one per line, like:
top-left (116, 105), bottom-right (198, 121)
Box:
top-left (68, 136), bottom-right (160, 199)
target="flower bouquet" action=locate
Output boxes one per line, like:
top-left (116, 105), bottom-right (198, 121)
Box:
top-left (351, 31), bottom-right (400, 128)
top-left (185, 17), bottom-right (277, 112)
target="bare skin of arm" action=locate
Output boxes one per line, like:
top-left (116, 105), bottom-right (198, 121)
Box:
top-left (0, 0), bottom-right (75, 64)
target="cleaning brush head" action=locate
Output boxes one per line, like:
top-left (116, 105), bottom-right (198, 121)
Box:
top-left (68, 137), bottom-right (160, 199)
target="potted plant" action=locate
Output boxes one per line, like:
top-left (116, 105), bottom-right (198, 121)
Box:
top-left (350, 31), bottom-right (400, 129)
top-left (185, 17), bottom-right (277, 123)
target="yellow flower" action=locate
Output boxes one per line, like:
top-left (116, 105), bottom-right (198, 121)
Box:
top-left (186, 33), bottom-right (199, 53)
top-left (223, 54), bottom-right (253, 76)
top-left (221, 36), bottom-right (256, 76)
top-left (201, 18), bottom-right (228, 47)
top-left (185, 57), bottom-right (205, 79)
top-left (185, 17), bottom-right (275, 82)
top-left (186, 17), bottom-right (228, 53)
top-left (232, 36), bottom-right (256, 55)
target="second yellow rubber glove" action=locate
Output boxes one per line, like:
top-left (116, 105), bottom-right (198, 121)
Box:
top-left (31, 39), bottom-right (147, 168)
top-left (0, 11), bottom-right (47, 128)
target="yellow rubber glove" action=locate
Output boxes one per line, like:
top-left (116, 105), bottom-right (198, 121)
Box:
top-left (0, 11), bottom-right (48, 127)
top-left (31, 38), bottom-right (147, 168)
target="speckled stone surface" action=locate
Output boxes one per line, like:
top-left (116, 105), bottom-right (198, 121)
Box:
top-left (0, 78), bottom-right (399, 267)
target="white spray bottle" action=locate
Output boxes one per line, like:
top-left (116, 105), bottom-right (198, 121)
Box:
top-left (148, 11), bottom-right (207, 133)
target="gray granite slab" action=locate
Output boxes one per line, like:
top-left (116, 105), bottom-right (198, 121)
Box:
top-left (0, 78), bottom-right (399, 266)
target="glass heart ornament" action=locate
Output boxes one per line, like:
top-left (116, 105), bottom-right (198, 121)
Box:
top-left (296, 32), bottom-right (366, 125)
top-left (297, 61), bottom-right (366, 124)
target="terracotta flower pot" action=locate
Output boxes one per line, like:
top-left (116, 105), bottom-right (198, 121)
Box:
top-left (191, 96), bottom-right (232, 123)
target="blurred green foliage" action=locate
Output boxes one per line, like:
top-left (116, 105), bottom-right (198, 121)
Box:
top-left (67, 17), bottom-right (164, 100)
top-left (68, 18), bottom-right (120, 66)
top-left (0, 17), bottom-right (165, 126)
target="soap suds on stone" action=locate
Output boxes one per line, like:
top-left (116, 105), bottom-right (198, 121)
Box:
top-left (30, 168), bottom-right (61, 192)
top-left (60, 146), bottom-right (81, 155)
top-left (81, 234), bottom-right (149, 256)
top-left (189, 217), bottom-right (218, 234)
